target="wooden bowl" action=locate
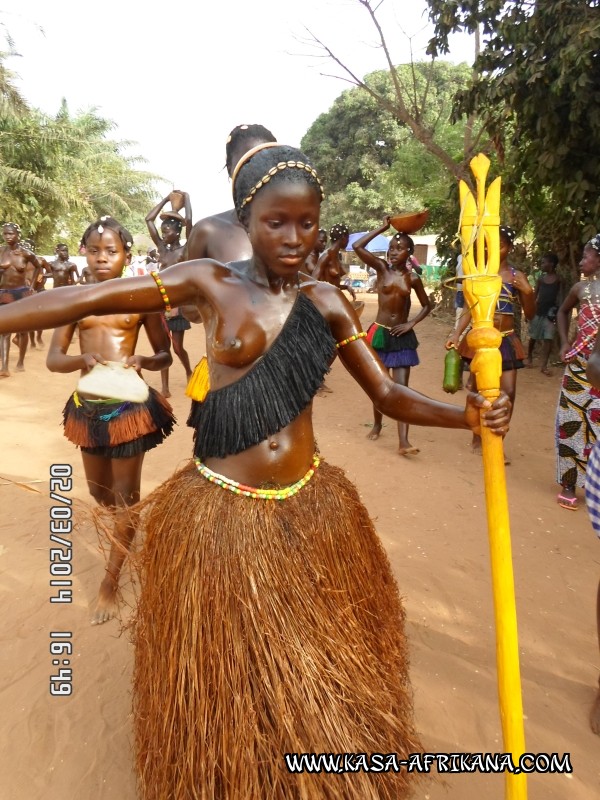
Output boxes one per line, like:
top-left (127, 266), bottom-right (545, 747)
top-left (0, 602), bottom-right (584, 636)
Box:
top-left (389, 210), bottom-right (429, 234)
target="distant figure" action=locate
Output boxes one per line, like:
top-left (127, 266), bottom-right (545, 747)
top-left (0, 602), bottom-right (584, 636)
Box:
top-left (304, 228), bottom-right (327, 275)
top-left (525, 252), bottom-right (561, 375)
top-left (23, 238), bottom-right (51, 348)
top-left (146, 191), bottom-right (193, 397)
top-left (354, 216), bottom-right (432, 455)
top-left (0, 222), bottom-right (41, 375)
top-left (51, 244), bottom-right (80, 287)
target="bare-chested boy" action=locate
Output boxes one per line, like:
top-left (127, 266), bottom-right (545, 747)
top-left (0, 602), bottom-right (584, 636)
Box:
top-left (51, 243), bottom-right (80, 287)
top-left (47, 216), bottom-right (174, 624)
top-left (0, 222), bottom-right (41, 375)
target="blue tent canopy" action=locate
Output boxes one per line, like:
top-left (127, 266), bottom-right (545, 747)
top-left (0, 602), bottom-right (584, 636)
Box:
top-left (346, 232), bottom-right (390, 252)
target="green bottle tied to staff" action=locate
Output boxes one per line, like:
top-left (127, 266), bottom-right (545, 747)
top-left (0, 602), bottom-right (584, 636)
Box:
top-left (443, 346), bottom-right (462, 393)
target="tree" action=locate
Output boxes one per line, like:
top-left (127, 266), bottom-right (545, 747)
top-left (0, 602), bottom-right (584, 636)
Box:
top-left (427, 0), bottom-right (600, 265)
top-left (0, 98), bottom-right (158, 251)
top-left (301, 61), bottom-right (475, 240)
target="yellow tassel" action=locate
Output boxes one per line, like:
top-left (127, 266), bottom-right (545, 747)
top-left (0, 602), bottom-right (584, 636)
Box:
top-left (73, 391), bottom-right (82, 408)
top-left (185, 356), bottom-right (210, 402)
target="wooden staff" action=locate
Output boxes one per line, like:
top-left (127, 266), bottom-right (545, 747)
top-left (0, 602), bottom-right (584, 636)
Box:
top-left (460, 154), bottom-right (527, 799)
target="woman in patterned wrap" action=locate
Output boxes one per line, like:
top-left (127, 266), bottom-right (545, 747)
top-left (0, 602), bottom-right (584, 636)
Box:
top-left (556, 233), bottom-right (600, 510)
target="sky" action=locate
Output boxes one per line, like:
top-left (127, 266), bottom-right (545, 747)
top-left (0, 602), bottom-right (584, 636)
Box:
top-left (5, 0), bottom-right (474, 220)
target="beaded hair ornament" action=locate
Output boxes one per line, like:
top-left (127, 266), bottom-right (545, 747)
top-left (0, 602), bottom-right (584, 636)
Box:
top-left (588, 233), bottom-right (600, 254)
top-left (232, 143), bottom-right (325, 211)
top-left (329, 223), bottom-right (349, 241)
top-left (499, 225), bottom-right (517, 244)
top-left (2, 221), bottom-right (21, 233)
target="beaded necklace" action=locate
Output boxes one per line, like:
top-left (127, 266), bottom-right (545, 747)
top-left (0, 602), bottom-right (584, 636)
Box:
top-left (194, 454), bottom-right (320, 500)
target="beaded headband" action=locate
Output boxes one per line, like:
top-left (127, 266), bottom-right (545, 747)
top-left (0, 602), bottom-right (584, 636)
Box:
top-left (239, 160), bottom-right (325, 211)
top-left (231, 142), bottom-right (280, 187)
top-left (588, 234), bottom-right (600, 254)
top-left (2, 221), bottom-right (21, 232)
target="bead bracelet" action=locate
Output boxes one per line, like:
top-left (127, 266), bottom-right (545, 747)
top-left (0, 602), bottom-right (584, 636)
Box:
top-left (150, 270), bottom-right (172, 312)
top-left (336, 331), bottom-right (367, 348)
top-left (194, 454), bottom-right (320, 500)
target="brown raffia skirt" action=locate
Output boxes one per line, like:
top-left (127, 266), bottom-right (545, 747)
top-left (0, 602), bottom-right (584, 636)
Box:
top-left (133, 459), bottom-right (421, 799)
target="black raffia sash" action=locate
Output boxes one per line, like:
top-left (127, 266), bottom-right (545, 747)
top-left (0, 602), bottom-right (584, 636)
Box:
top-left (188, 292), bottom-right (336, 459)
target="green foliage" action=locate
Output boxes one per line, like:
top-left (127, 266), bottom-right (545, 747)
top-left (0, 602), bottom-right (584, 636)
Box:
top-left (302, 61), bottom-right (482, 246)
top-left (0, 58), bottom-right (158, 252)
top-left (427, 0), bottom-right (600, 265)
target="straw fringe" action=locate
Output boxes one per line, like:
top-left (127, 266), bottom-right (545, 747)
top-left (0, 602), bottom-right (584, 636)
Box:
top-left (132, 460), bottom-right (421, 799)
top-left (188, 293), bottom-right (336, 459)
top-left (62, 388), bottom-right (175, 456)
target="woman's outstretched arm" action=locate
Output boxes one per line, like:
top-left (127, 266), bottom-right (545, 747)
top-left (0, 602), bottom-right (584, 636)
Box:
top-left (0, 260), bottom-right (213, 334)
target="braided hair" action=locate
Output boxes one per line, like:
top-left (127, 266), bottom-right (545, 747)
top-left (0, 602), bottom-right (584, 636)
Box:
top-left (160, 215), bottom-right (183, 235)
top-left (329, 223), bottom-right (349, 243)
top-left (390, 232), bottom-right (415, 255)
top-left (587, 234), bottom-right (600, 254)
top-left (80, 216), bottom-right (133, 251)
top-left (500, 225), bottom-right (517, 245)
top-left (2, 221), bottom-right (21, 233)
top-left (232, 144), bottom-right (324, 226)
top-left (225, 124), bottom-right (276, 176)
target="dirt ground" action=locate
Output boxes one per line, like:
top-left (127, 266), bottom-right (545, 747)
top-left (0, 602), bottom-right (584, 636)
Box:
top-left (0, 294), bottom-right (598, 799)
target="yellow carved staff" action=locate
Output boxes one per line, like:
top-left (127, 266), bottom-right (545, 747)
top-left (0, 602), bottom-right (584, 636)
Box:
top-left (460, 154), bottom-right (527, 799)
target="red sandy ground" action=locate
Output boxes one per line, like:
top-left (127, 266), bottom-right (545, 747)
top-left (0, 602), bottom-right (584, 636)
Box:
top-left (0, 294), bottom-right (597, 799)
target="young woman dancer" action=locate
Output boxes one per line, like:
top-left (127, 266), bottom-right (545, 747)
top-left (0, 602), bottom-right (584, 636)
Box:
top-left (0, 146), bottom-right (510, 799)
top-left (46, 216), bottom-right (174, 624)
top-left (353, 216), bottom-right (432, 455)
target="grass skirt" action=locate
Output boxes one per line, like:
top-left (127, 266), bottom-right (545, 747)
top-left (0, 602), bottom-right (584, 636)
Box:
top-left (133, 459), bottom-right (421, 799)
top-left (63, 387), bottom-right (175, 458)
top-left (556, 356), bottom-right (600, 488)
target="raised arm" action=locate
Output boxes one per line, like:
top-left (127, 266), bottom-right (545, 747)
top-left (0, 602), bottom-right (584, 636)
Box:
top-left (352, 217), bottom-right (390, 272)
top-left (145, 195), bottom-right (170, 247)
top-left (181, 191), bottom-right (193, 240)
top-left (0, 260), bottom-right (213, 334)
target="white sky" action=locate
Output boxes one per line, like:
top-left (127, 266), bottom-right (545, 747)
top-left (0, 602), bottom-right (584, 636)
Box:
top-left (5, 0), bottom-right (474, 220)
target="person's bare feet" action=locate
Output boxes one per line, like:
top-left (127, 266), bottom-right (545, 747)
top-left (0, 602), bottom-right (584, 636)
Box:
top-left (399, 446), bottom-right (420, 456)
top-left (15, 363), bottom-right (25, 372)
top-left (367, 424), bottom-right (382, 440)
top-left (591, 683), bottom-right (600, 735)
top-left (0, 370), bottom-right (10, 378)
top-left (525, 358), bottom-right (533, 368)
top-left (541, 367), bottom-right (553, 377)
top-left (161, 387), bottom-right (172, 399)
top-left (471, 435), bottom-right (482, 455)
top-left (91, 575), bottom-right (119, 625)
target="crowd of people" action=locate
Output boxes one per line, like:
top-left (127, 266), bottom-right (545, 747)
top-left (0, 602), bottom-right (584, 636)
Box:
top-left (0, 123), bottom-right (598, 796)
